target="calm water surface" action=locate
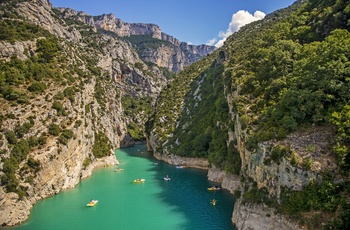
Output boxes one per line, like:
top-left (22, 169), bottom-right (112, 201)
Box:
top-left (9, 145), bottom-right (235, 230)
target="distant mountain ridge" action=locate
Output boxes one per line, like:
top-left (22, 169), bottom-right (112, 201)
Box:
top-left (55, 8), bottom-right (216, 72)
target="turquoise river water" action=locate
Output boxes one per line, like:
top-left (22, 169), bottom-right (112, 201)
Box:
top-left (7, 144), bottom-right (236, 230)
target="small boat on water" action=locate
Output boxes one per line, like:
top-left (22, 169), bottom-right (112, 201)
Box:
top-left (176, 164), bottom-right (188, 169)
top-left (115, 168), bottom-right (124, 172)
top-left (132, 178), bottom-right (145, 183)
top-left (86, 200), bottom-right (98, 207)
top-left (208, 186), bottom-right (221, 191)
top-left (210, 199), bottom-right (217, 206)
top-left (164, 175), bottom-right (171, 181)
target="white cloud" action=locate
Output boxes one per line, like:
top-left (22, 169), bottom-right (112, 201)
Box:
top-left (208, 10), bottom-right (266, 48)
top-left (206, 38), bottom-right (217, 46)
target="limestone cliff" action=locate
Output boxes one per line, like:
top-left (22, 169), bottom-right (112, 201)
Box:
top-left (0, 0), bottom-right (169, 226)
top-left (54, 10), bottom-right (216, 73)
top-left (227, 97), bottom-right (338, 229)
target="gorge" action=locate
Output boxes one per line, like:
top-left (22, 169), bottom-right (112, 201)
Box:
top-left (1, 0), bottom-right (350, 229)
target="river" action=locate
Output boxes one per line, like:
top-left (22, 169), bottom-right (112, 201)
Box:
top-left (9, 144), bottom-right (235, 230)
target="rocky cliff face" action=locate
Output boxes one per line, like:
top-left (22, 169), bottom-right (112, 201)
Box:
top-left (232, 200), bottom-right (299, 230)
top-left (55, 10), bottom-right (216, 73)
top-left (226, 92), bottom-right (337, 229)
top-left (0, 0), bottom-right (172, 226)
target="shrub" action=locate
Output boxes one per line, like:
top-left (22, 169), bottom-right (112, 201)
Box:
top-left (83, 157), bottom-right (91, 168)
top-left (74, 120), bottom-right (82, 128)
top-left (48, 123), bottom-right (61, 136)
top-left (52, 101), bottom-right (64, 115)
top-left (92, 132), bottom-right (112, 158)
top-left (27, 157), bottom-right (40, 172)
top-left (27, 82), bottom-right (47, 93)
top-left (5, 130), bottom-right (17, 144)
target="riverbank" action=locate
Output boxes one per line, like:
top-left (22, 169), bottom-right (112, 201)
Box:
top-left (9, 145), bottom-right (236, 230)
top-left (153, 151), bottom-right (209, 169)
top-left (0, 153), bottom-right (118, 227)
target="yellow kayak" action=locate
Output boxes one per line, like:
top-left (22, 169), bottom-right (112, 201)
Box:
top-left (207, 186), bottom-right (221, 191)
top-left (132, 179), bottom-right (145, 183)
top-left (86, 200), bottom-right (98, 207)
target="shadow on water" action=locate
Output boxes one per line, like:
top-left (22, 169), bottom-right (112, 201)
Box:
top-left (125, 144), bottom-right (236, 230)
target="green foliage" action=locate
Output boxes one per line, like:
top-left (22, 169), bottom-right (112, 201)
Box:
top-left (58, 129), bottom-right (74, 145)
top-left (92, 132), bottom-right (112, 158)
top-left (164, 62), bottom-right (229, 161)
top-left (147, 2), bottom-right (350, 227)
top-left (0, 156), bottom-right (19, 193)
top-left (242, 183), bottom-right (270, 205)
top-left (0, 46), bottom-right (61, 105)
top-left (331, 104), bottom-right (350, 169)
top-left (127, 122), bottom-right (143, 140)
top-left (14, 120), bottom-right (34, 138)
top-left (146, 50), bottom-right (218, 142)
top-left (27, 157), bottom-right (40, 172)
top-left (270, 145), bottom-right (292, 164)
top-left (302, 157), bottom-right (313, 170)
top-left (123, 35), bottom-right (172, 52)
top-left (5, 130), bottom-right (17, 144)
top-left (225, 141), bottom-right (242, 175)
top-left (122, 96), bottom-right (153, 140)
top-left (11, 139), bottom-right (30, 163)
top-left (223, 0), bottom-right (350, 146)
top-left (27, 82), bottom-right (47, 93)
top-left (280, 178), bottom-right (342, 214)
top-left (52, 101), bottom-right (65, 115)
top-left (53, 92), bottom-right (65, 100)
top-left (0, 139), bottom-right (30, 193)
top-left (83, 157), bottom-right (91, 169)
top-left (94, 77), bottom-right (107, 111)
top-left (74, 120), bottom-right (82, 128)
top-left (36, 38), bottom-right (60, 63)
top-left (0, 19), bottom-right (51, 42)
top-left (0, 86), bottom-right (29, 104)
top-left (48, 123), bottom-right (61, 136)
top-left (63, 86), bottom-right (76, 103)
top-left (28, 135), bottom-right (39, 148)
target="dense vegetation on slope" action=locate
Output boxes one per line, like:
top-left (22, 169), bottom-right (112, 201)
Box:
top-left (122, 95), bottom-right (153, 140)
top-left (0, 10), bottom-right (113, 197)
top-left (146, 51), bottom-right (219, 148)
top-left (224, 0), bottom-right (350, 169)
top-left (149, 0), bottom-right (350, 228)
top-left (123, 35), bottom-right (172, 52)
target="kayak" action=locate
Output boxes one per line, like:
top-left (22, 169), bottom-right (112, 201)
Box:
top-left (207, 186), bottom-right (221, 191)
top-left (86, 200), bottom-right (98, 207)
top-left (210, 199), bottom-right (217, 206)
top-left (132, 179), bottom-right (145, 183)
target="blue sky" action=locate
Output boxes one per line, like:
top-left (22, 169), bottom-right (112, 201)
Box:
top-left (50, 0), bottom-right (296, 47)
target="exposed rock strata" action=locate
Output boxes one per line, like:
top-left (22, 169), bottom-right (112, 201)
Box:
top-left (232, 200), bottom-right (299, 230)
top-left (55, 10), bottom-right (216, 72)
top-left (207, 166), bottom-right (241, 194)
top-left (153, 151), bottom-right (209, 169)
top-left (0, 0), bottom-right (164, 226)
top-left (226, 92), bottom-right (331, 229)
top-left (0, 40), bottom-right (37, 61)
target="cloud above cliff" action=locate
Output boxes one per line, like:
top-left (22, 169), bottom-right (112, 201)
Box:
top-left (207, 10), bottom-right (266, 47)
